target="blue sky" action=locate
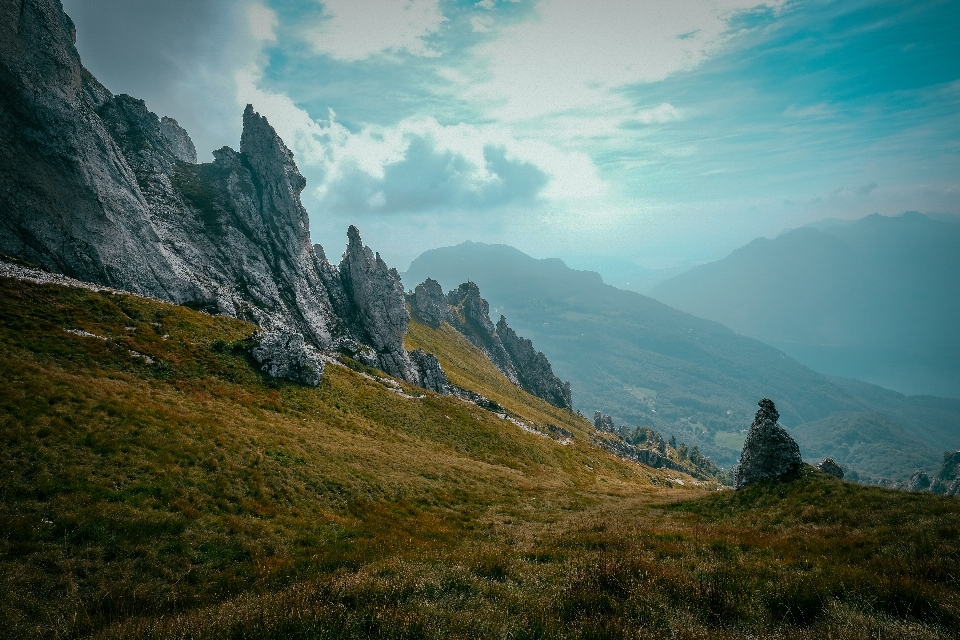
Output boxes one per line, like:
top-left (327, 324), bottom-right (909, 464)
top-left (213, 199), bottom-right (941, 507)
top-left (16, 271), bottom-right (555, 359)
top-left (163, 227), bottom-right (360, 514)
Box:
top-left (65, 0), bottom-right (960, 276)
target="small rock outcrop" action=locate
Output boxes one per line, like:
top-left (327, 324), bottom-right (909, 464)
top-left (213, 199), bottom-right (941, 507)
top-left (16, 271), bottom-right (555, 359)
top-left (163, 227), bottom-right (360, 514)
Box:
top-left (594, 411), bottom-right (616, 432)
top-left (408, 348), bottom-right (449, 394)
top-left (816, 458), bottom-right (844, 479)
top-left (734, 399), bottom-right (803, 489)
top-left (932, 451), bottom-right (960, 496)
top-left (250, 330), bottom-right (325, 386)
top-left (409, 278), bottom-right (449, 328)
top-left (904, 470), bottom-right (932, 492)
top-left (408, 278), bottom-right (572, 409)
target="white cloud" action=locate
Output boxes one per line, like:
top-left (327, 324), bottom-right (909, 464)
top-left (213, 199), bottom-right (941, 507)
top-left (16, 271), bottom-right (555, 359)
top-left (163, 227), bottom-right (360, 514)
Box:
top-left (468, 0), bottom-right (786, 121)
top-left (247, 2), bottom-right (278, 42)
top-left (471, 15), bottom-right (494, 32)
top-left (306, 0), bottom-right (446, 60)
top-left (635, 103), bottom-right (683, 124)
top-left (234, 72), bottom-right (604, 213)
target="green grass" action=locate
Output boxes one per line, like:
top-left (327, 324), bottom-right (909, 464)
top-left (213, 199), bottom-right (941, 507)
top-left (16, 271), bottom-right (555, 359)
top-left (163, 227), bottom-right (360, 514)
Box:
top-left (1, 276), bottom-right (959, 639)
top-left (714, 430), bottom-right (747, 451)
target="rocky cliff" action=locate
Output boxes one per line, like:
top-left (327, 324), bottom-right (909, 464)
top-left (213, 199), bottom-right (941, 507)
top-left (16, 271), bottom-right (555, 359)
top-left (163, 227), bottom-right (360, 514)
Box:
top-left (0, 0), bottom-right (445, 391)
top-left (408, 278), bottom-right (572, 409)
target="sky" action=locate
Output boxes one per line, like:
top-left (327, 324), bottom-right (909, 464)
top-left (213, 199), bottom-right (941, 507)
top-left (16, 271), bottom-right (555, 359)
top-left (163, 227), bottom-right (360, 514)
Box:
top-left (63, 0), bottom-right (960, 279)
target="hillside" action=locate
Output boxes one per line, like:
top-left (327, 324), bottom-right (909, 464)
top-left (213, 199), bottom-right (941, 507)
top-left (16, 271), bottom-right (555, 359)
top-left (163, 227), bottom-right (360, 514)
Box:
top-left (649, 212), bottom-right (960, 398)
top-left (402, 242), bottom-right (960, 478)
top-left (4, 274), bottom-right (960, 638)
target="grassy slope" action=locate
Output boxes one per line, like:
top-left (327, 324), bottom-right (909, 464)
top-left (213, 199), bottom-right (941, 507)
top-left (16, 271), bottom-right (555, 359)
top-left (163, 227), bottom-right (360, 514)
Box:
top-left (0, 276), bottom-right (689, 637)
top-left (2, 276), bottom-right (960, 639)
top-left (405, 318), bottom-right (593, 439)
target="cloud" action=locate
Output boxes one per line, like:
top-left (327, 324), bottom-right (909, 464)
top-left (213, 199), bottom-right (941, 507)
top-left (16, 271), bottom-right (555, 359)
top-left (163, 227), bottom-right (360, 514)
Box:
top-left (626, 103), bottom-right (684, 126)
top-left (466, 0), bottom-right (786, 121)
top-left (784, 103), bottom-right (834, 119)
top-left (306, 0), bottom-right (446, 60)
top-left (234, 72), bottom-right (604, 213)
top-left (64, 0), bottom-right (278, 158)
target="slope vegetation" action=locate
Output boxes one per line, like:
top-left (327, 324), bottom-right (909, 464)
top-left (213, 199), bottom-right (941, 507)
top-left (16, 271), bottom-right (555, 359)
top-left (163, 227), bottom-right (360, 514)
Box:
top-left (2, 275), bottom-right (960, 638)
top-left (0, 274), bottom-right (694, 637)
top-left (403, 242), bottom-right (960, 477)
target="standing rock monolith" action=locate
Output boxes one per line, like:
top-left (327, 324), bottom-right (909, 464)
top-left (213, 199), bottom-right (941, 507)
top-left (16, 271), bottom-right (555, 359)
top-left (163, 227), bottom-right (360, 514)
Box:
top-left (734, 398), bottom-right (802, 489)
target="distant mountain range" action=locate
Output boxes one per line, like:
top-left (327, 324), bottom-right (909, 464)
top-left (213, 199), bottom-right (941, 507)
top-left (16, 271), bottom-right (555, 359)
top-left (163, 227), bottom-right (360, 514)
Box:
top-left (649, 212), bottom-right (960, 398)
top-left (403, 241), bottom-right (960, 478)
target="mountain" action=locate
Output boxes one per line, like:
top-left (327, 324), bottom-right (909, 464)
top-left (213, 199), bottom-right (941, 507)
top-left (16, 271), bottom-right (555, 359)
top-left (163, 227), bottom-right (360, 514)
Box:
top-left (403, 241), bottom-right (960, 478)
top-left (649, 212), bottom-right (960, 398)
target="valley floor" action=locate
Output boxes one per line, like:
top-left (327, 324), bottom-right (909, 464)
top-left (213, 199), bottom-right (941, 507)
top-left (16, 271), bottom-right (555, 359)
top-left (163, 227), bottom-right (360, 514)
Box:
top-left (1, 276), bottom-right (958, 639)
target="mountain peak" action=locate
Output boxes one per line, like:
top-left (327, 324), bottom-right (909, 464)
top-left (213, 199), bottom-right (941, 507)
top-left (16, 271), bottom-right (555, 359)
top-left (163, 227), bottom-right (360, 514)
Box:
top-left (240, 104), bottom-right (306, 195)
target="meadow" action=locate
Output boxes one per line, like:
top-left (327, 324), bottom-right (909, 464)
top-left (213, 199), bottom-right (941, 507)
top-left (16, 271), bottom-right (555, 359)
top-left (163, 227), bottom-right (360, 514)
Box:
top-left (1, 276), bottom-right (958, 639)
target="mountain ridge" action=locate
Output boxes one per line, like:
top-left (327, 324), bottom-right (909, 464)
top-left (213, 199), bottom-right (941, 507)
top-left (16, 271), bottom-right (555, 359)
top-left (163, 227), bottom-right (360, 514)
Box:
top-left (650, 212), bottom-right (960, 397)
top-left (403, 240), bottom-right (960, 479)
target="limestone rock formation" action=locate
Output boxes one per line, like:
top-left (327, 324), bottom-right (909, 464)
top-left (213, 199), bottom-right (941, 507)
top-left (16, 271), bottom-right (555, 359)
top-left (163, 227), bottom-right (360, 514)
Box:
top-left (816, 458), bottom-right (845, 479)
top-left (408, 278), bottom-right (572, 409)
top-left (250, 330), bottom-right (325, 387)
top-left (733, 399), bottom-right (803, 489)
top-left (160, 116), bottom-right (197, 163)
top-left (0, 0), bottom-right (452, 393)
top-left (409, 278), bottom-right (449, 328)
top-left (932, 451), bottom-right (960, 496)
top-left (903, 470), bottom-right (932, 492)
top-left (408, 349), bottom-right (449, 395)
top-left (594, 411), bottom-right (616, 432)
top-left (497, 316), bottom-right (572, 409)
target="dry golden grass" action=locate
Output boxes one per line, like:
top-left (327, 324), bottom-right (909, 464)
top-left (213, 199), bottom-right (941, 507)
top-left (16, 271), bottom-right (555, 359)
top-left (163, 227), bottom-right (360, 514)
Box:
top-left (405, 318), bottom-right (594, 438)
top-left (1, 277), bottom-right (958, 639)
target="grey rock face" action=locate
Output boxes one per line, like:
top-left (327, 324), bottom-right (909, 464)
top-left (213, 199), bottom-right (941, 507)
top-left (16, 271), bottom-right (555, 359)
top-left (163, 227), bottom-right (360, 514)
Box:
top-left (816, 458), bottom-right (845, 479)
top-left (497, 316), bottom-right (572, 409)
top-left (338, 225), bottom-right (419, 381)
top-left (0, 0), bottom-right (458, 393)
top-left (410, 278), bottom-right (449, 328)
top-left (408, 349), bottom-right (449, 394)
top-left (250, 330), bottom-right (325, 386)
top-left (932, 451), bottom-right (960, 495)
top-left (734, 399), bottom-right (803, 489)
top-left (594, 411), bottom-right (616, 432)
top-left (904, 470), bottom-right (932, 492)
top-left (408, 278), bottom-right (572, 409)
top-left (160, 116), bottom-right (197, 163)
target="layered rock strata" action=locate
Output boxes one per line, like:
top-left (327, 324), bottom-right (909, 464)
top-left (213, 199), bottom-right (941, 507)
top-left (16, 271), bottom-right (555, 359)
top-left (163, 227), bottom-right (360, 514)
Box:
top-left (734, 399), bottom-right (803, 489)
top-left (0, 0), bottom-right (447, 391)
top-left (408, 279), bottom-right (572, 409)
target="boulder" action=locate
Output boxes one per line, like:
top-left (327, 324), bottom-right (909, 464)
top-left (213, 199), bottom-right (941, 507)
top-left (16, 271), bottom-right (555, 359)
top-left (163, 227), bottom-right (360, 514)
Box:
top-left (250, 330), bottom-right (325, 386)
top-left (408, 348), bottom-right (449, 394)
top-left (904, 470), bottom-right (932, 492)
top-left (733, 398), bottom-right (803, 489)
top-left (816, 458), bottom-right (844, 479)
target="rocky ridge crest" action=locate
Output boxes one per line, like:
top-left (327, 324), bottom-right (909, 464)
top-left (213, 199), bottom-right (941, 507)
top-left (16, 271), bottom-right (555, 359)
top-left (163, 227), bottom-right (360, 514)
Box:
top-left (407, 279), bottom-right (572, 409)
top-left (0, 0), bottom-right (445, 391)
